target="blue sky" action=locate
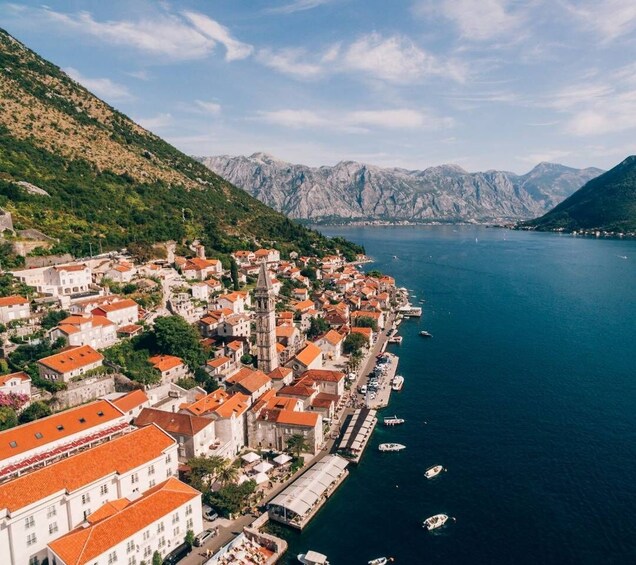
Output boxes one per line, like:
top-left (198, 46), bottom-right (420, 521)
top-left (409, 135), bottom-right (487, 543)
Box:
top-left (2, 0), bottom-right (636, 173)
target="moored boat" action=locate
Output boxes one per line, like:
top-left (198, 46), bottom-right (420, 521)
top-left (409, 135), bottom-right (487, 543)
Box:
top-left (391, 375), bottom-right (404, 391)
top-left (424, 465), bottom-right (444, 479)
top-left (383, 415), bottom-right (405, 426)
top-left (378, 443), bottom-right (406, 452)
top-left (419, 330), bottom-right (433, 338)
top-left (298, 550), bottom-right (330, 564)
top-left (423, 514), bottom-right (449, 530)
top-left (369, 558), bottom-right (389, 565)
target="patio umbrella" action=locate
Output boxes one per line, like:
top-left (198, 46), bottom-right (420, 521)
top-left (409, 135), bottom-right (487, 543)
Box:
top-left (252, 461), bottom-right (274, 473)
top-left (273, 453), bottom-right (292, 465)
top-left (241, 451), bottom-right (261, 464)
top-left (253, 472), bottom-right (269, 484)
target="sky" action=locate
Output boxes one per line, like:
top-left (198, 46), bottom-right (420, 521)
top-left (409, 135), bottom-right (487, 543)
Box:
top-left (2, 0), bottom-right (636, 173)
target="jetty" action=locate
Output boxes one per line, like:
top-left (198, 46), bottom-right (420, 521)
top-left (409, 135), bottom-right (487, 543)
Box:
top-left (367, 352), bottom-right (399, 409)
top-left (336, 408), bottom-right (378, 463)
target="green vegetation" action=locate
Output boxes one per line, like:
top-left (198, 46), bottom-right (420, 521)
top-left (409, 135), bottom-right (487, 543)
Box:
top-left (523, 156), bottom-right (636, 232)
top-left (153, 316), bottom-right (206, 370)
top-left (205, 481), bottom-right (257, 518)
top-left (102, 339), bottom-right (159, 386)
top-left (353, 315), bottom-right (378, 332)
top-left (18, 400), bottom-right (51, 423)
top-left (0, 406), bottom-right (18, 430)
top-left (286, 433), bottom-right (310, 457)
top-left (184, 529), bottom-right (195, 548)
top-left (0, 28), bottom-right (365, 262)
top-left (343, 332), bottom-right (367, 355)
top-left (8, 337), bottom-right (67, 393)
top-left (41, 309), bottom-right (69, 330)
top-left (306, 316), bottom-right (330, 340)
top-left (0, 272), bottom-right (33, 298)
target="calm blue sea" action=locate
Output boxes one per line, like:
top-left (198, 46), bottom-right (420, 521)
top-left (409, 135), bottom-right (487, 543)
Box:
top-left (271, 226), bottom-right (636, 565)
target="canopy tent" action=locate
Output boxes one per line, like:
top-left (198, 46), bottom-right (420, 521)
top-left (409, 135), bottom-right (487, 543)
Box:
top-left (253, 471), bottom-right (269, 484)
top-left (253, 461), bottom-right (274, 474)
top-left (237, 474), bottom-right (250, 485)
top-left (241, 451), bottom-right (261, 464)
top-left (273, 453), bottom-right (292, 465)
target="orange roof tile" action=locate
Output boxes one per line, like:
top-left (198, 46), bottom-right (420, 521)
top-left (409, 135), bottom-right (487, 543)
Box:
top-left (92, 298), bottom-right (139, 313)
top-left (0, 425), bottom-right (173, 513)
top-left (38, 345), bottom-right (104, 374)
top-left (0, 295), bottom-right (28, 307)
top-left (183, 389), bottom-right (229, 416)
top-left (135, 408), bottom-right (213, 436)
top-left (54, 264), bottom-right (87, 272)
top-left (214, 392), bottom-right (250, 418)
top-left (0, 399), bottom-right (122, 462)
top-left (274, 409), bottom-right (319, 427)
top-left (276, 343), bottom-right (286, 353)
top-left (48, 477), bottom-right (199, 565)
top-left (86, 498), bottom-right (130, 523)
top-left (276, 325), bottom-right (296, 338)
top-left (234, 370), bottom-right (271, 394)
top-left (111, 389), bottom-right (148, 413)
top-left (0, 371), bottom-right (30, 386)
top-left (293, 299), bottom-right (314, 311)
top-left (269, 367), bottom-right (293, 380)
top-left (351, 326), bottom-right (372, 337)
top-left (207, 355), bottom-right (231, 369)
top-left (149, 354), bottom-right (184, 373)
top-left (294, 342), bottom-right (322, 367)
top-left (322, 329), bottom-right (344, 345)
top-left (265, 396), bottom-right (299, 411)
top-left (300, 369), bottom-right (345, 383)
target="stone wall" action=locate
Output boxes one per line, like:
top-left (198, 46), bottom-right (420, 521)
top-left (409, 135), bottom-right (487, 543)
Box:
top-left (50, 374), bottom-right (116, 410)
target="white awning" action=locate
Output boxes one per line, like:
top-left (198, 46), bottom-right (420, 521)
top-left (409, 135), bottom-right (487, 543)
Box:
top-left (241, 452), bottom-right (261, 464)
top-left (252, 460), bottom-right (274, 473)
top-left (253, 471), bottom-right (269, 484)
top-left (273, 453), bottom-right (292, 465)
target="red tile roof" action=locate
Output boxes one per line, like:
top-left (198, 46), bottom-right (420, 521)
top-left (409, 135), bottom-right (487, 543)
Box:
top-left (0, 399), bottom-right (123, 461)
top-left (294, 342), bottom-right (322, 367)
top-left (149, 354), bottom-right (184, 373)
top-left (214, 393), bottom-right (250, 418)
top-left (111, 389), bottom-right (148, 413)
top-left (300, 369), bottom-right (345, 383)
top-left (48, 477), bottom-right (199, 565)
top-left (135, 408), bottom-right (213, 436)
top-left (0, 371), bottom-right (30, 386)
top-left (92, 298), bottom-right (139, 313)
top-left (269, 367), bottom-right (293, 380)
top-left (0, 425), bottom-right (173, 513)
top-left (38, 344), bottom-right (104, 374)
top-left (0, 295), bottom-right (28, 307)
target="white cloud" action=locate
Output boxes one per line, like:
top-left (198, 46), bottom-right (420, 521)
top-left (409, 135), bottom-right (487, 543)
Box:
top-left (415, 0), bottom-right (526, 41)
top-left (26, 6), bottom-right (251, 62)
top-left (126, 70), bottom-right (151, 81)
top-left (518, 150), bottom-right (572, 164)
top-left (256, 48), bottom-right (324, 78)
top-left (195, 100), bottom-right (222, 115)
top-left (137, 113), bottom-right (173, 131)
top-left (64, 67), bottom-right (133, 101)
top-left (255, 107), bottom-right (453, 131)
top-left (564, 0), bottom-right (636, 42)
top-left (266, 0), bottom-right (337, 15)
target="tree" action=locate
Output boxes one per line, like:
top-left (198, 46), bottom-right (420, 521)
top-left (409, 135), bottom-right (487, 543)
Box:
top-left (240, 354), bottom-right (253, 366)
top-left (186, 456), bottom-right (225, 491)
top-left (300, 266), bottom-right (316, 281)
top-left (0, 406), bottom-right (18, 430)
top-left (0, 391), bottom-right (30, 411)
top-left (216, 460), bottom-right (240, 486)
top-left (366, 269), bottom-right (383, 278)
top-left (205, 480), bottom-right (257, 517)
top-left (230, 258), bottom-right (240, 291)
top-left (152, 316), bottom-right (206, 370)
top-left (306, 316), bottom-right (329, 340)
top-left (185, 529), bottom-right (195, 548)
top-left (152, 551), bottom-right (163, 565)
top-left (354, 315), bottom-right (378, 332)
top-left (41, 310), bottom-right (69, 330)
top-left (18, 401), bottom-right (51, 423)
top-left (286, 433), bottom-right (310, 457)
top-left (343, 332), bottom-right (367, 355)
top-left (348, 350), bottom-right (364, 372)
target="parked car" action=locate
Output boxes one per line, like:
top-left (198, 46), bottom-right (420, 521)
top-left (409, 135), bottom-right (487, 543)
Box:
top-left (163, 542), bottom-right (191, 565)
top-left (203, 504), bottom-right (219, 521)
top-left (194, 528), bottom-right (217, 547)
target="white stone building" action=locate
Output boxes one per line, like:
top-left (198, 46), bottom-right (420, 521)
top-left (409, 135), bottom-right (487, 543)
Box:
top-left (0, 295), bottom-right (31, 324)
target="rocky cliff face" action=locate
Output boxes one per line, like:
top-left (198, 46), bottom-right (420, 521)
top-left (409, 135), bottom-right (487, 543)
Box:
top-left (198, 153), bottom-right (603, 223)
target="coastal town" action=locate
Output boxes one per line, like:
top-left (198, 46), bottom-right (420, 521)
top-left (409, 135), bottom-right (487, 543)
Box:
top-left (0, 237), bottom-right (414, 565)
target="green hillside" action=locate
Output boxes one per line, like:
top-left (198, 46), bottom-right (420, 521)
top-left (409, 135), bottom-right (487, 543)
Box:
top-left (523, 156), bottom-right (636, 233)
top-left (0, 28), bottom-right (362, 260)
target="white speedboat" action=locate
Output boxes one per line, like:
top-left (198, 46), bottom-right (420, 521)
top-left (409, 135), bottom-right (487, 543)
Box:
top-left (423, 514), bottom-right (449, 530)
top-left (383, 415), bottom-right (405, 426)
top-left (378, 443), bottom-right (406, 452)
top-left (424, 465), bottom-right (444, 479)
top-left (369, 558), bottom-right (389, 565)
top-left (391, 375), bottom-right (404, 391)
top-left (298, 550), bottom-right (330, 565)
top-left (419, 330), bottom-right (433, 338)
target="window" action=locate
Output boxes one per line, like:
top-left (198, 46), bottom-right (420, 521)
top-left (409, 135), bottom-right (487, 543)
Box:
top-left (47, 505), bottom-right (57, 518)
top-left (56, 425), bottom-right (64, 431)
top-left (82, 493), bottom-right (91, 504)
top-left (29, 557), bottom-right (39, 565)
top-left (156, 522), bottom-right (165, 534)
top-left (9, 440), bottom-right (17, 448)
top-left (166, 469), bottom-right (171, 478)
top-left (107, 551), bottom-right (118, 564)
top-left (49, 522), bottom-right (59, 535)
top-left (165, 454), bottom-right (172, 464)
top-left (186, 518), bottom-right (193, 530)
top-left (185, 504), bottom-right (192, 516)
top-left (25, 515), bottom-right (35, 529)
top-left (172, 512), bottom-right (179, 524)
top-left (148, 464), bottom-right (155, 476)
top-left (173, 526), bottom-right (180, 537)
top-left (149, 479), bottom-right (156, 488)
top-left (34, 432), bottom-right (43, 439)
top-left (144, 546), bottom-right (151, 558)
top-left (128, 557), bottom-right (137, 565)
top-left (131, 472), bottom-right (138, 484)
top-left (26, 533), bottom-right (37, 546)
top-left (100, 484), bottom-right (108, 495)
top-left (158, 536), bottom-right (165, 548)
top-left (143, 530), bottom-right (150, 541)
top-left (127, 540), bottom-right (135, 553)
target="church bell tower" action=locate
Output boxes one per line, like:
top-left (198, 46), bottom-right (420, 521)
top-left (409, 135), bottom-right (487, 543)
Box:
top-left (255, 261), bottom-right (279, 374)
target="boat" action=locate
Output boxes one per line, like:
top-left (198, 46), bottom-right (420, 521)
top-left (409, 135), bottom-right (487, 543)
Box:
top-left (424, 465), bottom-right (444, 479)
top-left (378, 443), bottom-right (406, 452)
top-left (398, 304), bottom-right (422, 317)
top-left (383, 415), bottom-right (405, 426)
top-left (298, 550), bottom-right (330, 565)
top-left (388, 336), bottom-right (403, 344)
top-left (369, 558), bottom-right (389, 565)
top-left (419, 330), bottom-right (433, 338)
top-left (423, 514), bottom-right (449, 530)
top-left (391, 375), bottom-right (404, 391)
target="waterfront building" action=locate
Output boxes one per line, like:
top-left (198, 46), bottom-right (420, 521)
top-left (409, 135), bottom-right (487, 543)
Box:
top-left (255, 261), bottom-right (279, 374)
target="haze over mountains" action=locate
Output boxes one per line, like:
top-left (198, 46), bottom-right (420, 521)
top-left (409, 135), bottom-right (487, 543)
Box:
top-left (199, 153), bottom-right (603, 224)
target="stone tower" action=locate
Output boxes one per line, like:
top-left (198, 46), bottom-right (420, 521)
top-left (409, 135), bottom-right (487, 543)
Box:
top-left (255, 261), bottom-right (279, 374)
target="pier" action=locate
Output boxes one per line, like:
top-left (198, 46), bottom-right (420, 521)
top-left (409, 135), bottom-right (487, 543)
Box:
top-left (366, 351), bottom-right (399, 410)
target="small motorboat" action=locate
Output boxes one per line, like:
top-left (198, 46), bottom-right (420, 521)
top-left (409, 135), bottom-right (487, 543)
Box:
top-left (419, 330), bottom-right (433, 338)
top-left (423, 514), bottom-right (449, 530)
top-left (369, 558), bottom-right (389, 565)
top-left (298, 550), bottom-right (330, 564)
top-left (378, 443), bottom-right (406, 452)
top-left (391, 375), bottom-right (404, 391)
top-left (383, 415), bottom-right (405, 426)
top-left (424, 465), bottom-right (444, 479)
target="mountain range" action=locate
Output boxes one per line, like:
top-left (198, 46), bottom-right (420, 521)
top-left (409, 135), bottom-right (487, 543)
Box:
top-left (0, 28), bottom-right (362, 261)
top-left (198, 153), bottom-right (603, 224)
top-left (523, 156), bottom-right (636, 233)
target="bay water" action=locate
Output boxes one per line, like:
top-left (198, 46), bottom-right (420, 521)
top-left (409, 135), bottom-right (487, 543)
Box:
top-left (271, 225), bottom-right (636, 564)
